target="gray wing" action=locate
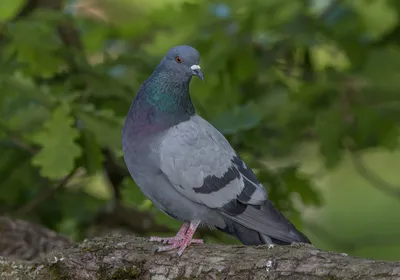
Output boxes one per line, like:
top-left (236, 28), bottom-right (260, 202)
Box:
top-left (158, 115), bottom-right (267, 210)
top-left (159, 115), bottom-right (304, 243)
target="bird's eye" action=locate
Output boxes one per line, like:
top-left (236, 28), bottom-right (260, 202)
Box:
top-left (175, 56), bottom-right (183, 63)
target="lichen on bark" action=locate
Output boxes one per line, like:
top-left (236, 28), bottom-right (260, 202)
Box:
top-left (0, 235), bottom-right (399, 280)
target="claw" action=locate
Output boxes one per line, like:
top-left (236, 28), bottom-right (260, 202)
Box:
top-left (149, 221), bottom-right (202, 256)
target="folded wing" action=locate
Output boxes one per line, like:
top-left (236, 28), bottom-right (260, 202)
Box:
top-left (159, 115), bottom-right (310, 244)
top-left (159, 115), bottom-right (266, 207)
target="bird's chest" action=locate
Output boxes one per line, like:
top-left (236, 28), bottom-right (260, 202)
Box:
top-left (123, 140), bottom-right (161, 201)
top-left (123, 136), bottom-right (159, 170)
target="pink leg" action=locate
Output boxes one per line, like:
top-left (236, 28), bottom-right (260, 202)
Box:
top-left (149, 222), bottom-right (189, 243)
top-left (150, 221), bottom-right (203, 256)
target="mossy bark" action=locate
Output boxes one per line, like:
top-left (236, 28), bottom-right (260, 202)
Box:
top-left (0, 235), bottom-right (399, 280)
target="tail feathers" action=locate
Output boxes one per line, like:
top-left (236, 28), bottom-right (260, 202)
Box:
top-left (218, 220), bottom-right (266, 245)
top-left (219, 200), bottom-right (311, 245)
top-left (270, 230), bottom-right (311, 245)
top-left (218, 218), bottom-right (311, 245)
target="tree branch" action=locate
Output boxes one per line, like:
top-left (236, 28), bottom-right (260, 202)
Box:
top-left (0, 234), bottom-right (399, 280)
top-left (350, 152), bottom-right (400, 201)
top-left (0, 216), bottom-right (72, 261)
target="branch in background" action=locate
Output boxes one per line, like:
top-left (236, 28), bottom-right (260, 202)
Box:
top-left (339, 74), bottom-right (400, 201)
top-left (0, 216), bottom-right (72, 261)
top-left (15, 168), bottom-right (81, 216)
top-left (74, 0), bottom-right (109, 22)
top-left (57, 23), bottom-right (83, 51)
top-left (102, 148), bottom-right (130, 206)
top-left (1, 235), bottom-right (399, 280)
top-left (350, 152), bottom-right (400, 201)
top-left (35, 0), bottom-right (85, 65)
top-left (302, 47), bottom-right (314, 81)
top-left (0, 123), bottom-right (38, 155)
top-left (8, 137), bottom-right (38, 155)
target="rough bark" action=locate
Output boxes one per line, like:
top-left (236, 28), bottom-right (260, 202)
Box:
top-left (0, 234), bottom-right (399, 280)
top-left (0, 216), bottom-right (72, 261)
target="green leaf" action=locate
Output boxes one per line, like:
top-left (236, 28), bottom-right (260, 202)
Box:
top-left (351, 107), bottom-right (399, 150)
top-left (362, 48), bottom-right (400, 90)
top-left (31, 103), bottom-right (81, 179)
top-left (233, 47), bottom-right (257, 82)
top-left (6, 20), bottom-right (64, 77)
top-left (76, 105), bottom-right (123, 151)
top-left (6, 104), bottom-right (51, 133)
top-left (280, 165), bottom-right (322, 207)
top-left (81, 22), bottom-right (110, 52)
top-left (0, 0), bottom-right (26, 22)
top-left (80, 129), bottom-right (103, 175)
top-left (315, 108), bottom-right (345, 168)
top-left (350, 0), bottom-right (397, 39)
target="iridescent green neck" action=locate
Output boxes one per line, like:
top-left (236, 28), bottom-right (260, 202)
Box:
top-left (126, 68), bottom-right (196, 136)
top-left (143, 69), bottom-right (195, 117)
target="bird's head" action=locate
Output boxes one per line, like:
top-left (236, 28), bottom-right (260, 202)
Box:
top-left (159, 45), bottom-right (204, 81)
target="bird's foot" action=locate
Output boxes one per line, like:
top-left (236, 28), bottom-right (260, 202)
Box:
top-left (149, 221), bottom-right (202, 256)
top-left (152, 237), bottom-right (204, 256)
top-left (149, 235), bottom-right (203, 245)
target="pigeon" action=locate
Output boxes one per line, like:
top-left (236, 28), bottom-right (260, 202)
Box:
top-left (122, 45), bottom-right (311, 256)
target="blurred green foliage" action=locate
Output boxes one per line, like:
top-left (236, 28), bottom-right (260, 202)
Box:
top-left (1, 0), bottom-right (400, 260)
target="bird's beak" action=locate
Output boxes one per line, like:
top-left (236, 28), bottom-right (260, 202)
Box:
top-left (190, 65), bottom-right (204, 81)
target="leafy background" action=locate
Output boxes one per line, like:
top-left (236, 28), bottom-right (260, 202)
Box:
top-left (1, 0), bottom-right (400, 261)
